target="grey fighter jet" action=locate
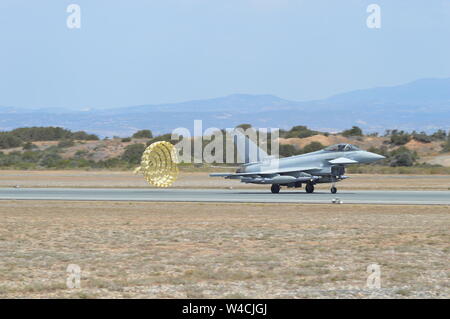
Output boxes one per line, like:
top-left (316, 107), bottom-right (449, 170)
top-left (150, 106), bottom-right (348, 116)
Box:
top-left (210, 133), bottom-right (385, 194)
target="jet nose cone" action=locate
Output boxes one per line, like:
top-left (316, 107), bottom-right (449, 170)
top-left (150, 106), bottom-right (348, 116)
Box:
top-left (368, 152), bottom-right (386, 161)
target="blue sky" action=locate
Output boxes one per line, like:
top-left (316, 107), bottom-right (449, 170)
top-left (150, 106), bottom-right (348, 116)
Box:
top-left (0, 0), bottom-right (449, 109)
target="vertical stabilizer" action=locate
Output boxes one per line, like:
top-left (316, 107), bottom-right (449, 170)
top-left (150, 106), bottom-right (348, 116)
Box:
top-left (232, 129), bottom-right (269, 164)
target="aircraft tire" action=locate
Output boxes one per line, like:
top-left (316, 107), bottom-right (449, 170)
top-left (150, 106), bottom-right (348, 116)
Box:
top-left (306, 183), bottom-right (314, 193)
top-left (271, 184), bottom-right (280, 194)
top-left (331, 187), bottom-right (337, 194)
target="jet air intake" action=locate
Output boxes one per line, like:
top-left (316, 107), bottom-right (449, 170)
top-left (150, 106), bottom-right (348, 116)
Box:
top-left (331, 165), bottom-right (345, 177)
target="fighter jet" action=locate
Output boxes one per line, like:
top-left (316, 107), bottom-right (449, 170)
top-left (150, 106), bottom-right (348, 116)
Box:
top-left (210, 132), bottom-right (385, 194)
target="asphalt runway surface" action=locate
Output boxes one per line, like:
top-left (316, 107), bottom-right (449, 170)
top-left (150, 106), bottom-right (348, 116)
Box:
top-left (0, 188), bottom-right (449, 205)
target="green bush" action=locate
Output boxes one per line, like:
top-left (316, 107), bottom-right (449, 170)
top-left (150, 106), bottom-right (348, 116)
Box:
top-left (9, 127), bottom-right (98, 142)
top-left (72, 131), bottom-right (99, 140)
top-left (148, 134), bottom-right (173, 144)
top-left (342, 126), bottom-right (363, 137)
top-left (390, 152), bottom-right (414, 167)
top-left (389, 146), bottom-right (417, 167)
top-left (122, 143), bottom-right (146, 164)
top-left (281, 126), bottom-right (319, 139)
top-left (301, 142), bottom-right (324, 153)
top-left (22, 142), bottom-right (38, 150)
top-left (412, 132), bottom-right (432, 143)
top-left (132, 130), bottom-right (153, 139)
top-left (442, 137), bottom-right (450, 152)
top-left (11, 127), bottom-right (72, 141)
top-left (0, 133), bottom-right (22, 149)
top-left (39, 152), bottom-right (63, 168)
top-left (57, 139), bottom-right (75, 148)
top-left (279, 144), bottom-right (300, 157)
top-left (431, 130), bottom-right (447, 141)
top-left (235, 124), bottom-right (252, 131)
top-left (390, 130), bottom-right (411, 146)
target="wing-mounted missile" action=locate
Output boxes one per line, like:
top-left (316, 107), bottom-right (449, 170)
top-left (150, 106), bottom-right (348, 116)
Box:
top-left (134, 141), bottom-right (179, 188)
top-left (241, 174), bottom-right (320, 185)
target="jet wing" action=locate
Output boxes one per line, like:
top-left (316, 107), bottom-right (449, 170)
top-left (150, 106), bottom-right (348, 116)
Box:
top-left (328, 157), bottom-right (359, 165)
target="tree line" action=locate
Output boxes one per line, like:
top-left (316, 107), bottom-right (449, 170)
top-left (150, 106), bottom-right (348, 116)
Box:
top-left (0, 125), bottom-right (449, 169)
top-left (0, 127), bottom-right (99, 149)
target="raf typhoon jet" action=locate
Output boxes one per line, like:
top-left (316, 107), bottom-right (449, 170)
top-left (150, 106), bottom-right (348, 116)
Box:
top-left (210, 131), bottom-right (385, 194)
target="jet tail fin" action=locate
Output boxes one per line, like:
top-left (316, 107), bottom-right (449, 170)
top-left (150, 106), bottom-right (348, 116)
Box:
top-left (232, 129), bottom-right (269, 164)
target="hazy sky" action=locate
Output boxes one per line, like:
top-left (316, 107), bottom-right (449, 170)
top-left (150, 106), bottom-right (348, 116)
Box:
top-left (0, 0), bottom-right (449, 109)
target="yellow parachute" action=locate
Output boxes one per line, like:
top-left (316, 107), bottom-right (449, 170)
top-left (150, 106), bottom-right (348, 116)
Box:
top-left (134, 141), bottom-right (179, 188)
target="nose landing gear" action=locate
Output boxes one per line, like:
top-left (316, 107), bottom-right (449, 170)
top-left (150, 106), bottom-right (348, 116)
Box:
top-left (331, 181), bottom-right (337, 194)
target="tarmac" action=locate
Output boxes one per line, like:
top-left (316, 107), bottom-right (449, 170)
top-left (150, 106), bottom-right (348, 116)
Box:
top-left (0, 188), bottom-right (449, 205)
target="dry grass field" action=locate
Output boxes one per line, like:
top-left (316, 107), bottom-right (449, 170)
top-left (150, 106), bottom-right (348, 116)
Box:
top-left (0, 170), bottom-right (450, 191)
top-left (0, 201), bottom-right (448, 299)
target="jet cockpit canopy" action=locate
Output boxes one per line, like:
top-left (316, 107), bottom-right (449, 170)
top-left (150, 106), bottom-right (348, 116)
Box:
top-left (324, 144), bottom-right (360, 152)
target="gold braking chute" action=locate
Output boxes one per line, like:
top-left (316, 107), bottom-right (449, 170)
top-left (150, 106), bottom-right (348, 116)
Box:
top-left (134, 141), bottom-right (179, 188)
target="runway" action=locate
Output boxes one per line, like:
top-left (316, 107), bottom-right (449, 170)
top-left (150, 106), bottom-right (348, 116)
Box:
top-left (0, 188), bottom-right (449, 205)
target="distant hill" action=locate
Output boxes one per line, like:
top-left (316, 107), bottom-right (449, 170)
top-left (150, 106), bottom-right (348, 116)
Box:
top-left (0, 78), bottom-right (449, 137)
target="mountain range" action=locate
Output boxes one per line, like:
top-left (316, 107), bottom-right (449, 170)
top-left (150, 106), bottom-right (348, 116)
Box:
top-left (1, 78), bottom-right (449, 137)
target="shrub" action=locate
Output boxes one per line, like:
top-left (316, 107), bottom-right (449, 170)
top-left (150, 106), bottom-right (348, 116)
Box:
top-left (282, 126), bottom-right (319, 139)
top-left (122, 143), bottom-right (146, 164)
top-left (412, 132), bottom-right (432, 143)
top-left (132, 130), bottom-right (153, 139)
top-left (342, 126), bottom-right (363, 137)
top-left (57, 139), bottom-right (75, 148)
top-left (235, 124), bottom-right (252, 131)
top-left (5, 127), bottom-right (98, 142)
top-left (22, 142), bottom-right (38, 150)
top-left (301, 142), bottom-right (324, 153)
top-left (431, 129), bottom-right (447, 141)
top-left (442, 137), bottom-right (450, 153)
top-left (389, 147), bottom-right (417, 167)
top-left (0, 133), bottom-right (23, 149)
top-left (72, 131), bottom-right (99, 140)
top-left (390, 152), bottom-right (414, 167)
top-left (390, 130), bottom-right (411, 145)
top-left (10, 127), bottom-right (72, 141)
top-left (148, 134), bottom-right (173, 144)
top-left (279, 144), bottom-right (300, 157)
top-left (75, 150), bottom-right (89, 158)
top-left (39, 152), bottom-right (63, 168)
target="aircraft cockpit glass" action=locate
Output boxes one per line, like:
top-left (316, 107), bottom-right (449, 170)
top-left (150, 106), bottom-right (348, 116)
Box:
top-left (324, 144), bottom-right (340, 151)
top-left (344, 144), bottom-right (360, 151)
top-left (325, 144), bottom-right (360, 152)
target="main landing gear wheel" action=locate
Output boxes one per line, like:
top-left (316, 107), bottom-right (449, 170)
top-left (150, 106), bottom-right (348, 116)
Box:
top-left (306, 183), bottom-right (315, 194)
top-left (271, 184), bottom-right (280, 194)
top-left (331, 187), bottom-right (337, 194)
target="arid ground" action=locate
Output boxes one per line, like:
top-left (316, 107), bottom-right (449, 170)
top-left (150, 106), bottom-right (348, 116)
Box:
top-left (0, 201), bottom-right (448, 298)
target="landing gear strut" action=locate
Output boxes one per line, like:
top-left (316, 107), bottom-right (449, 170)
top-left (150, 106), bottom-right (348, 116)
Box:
top-left (306, 183), bottom-right (315, 194)
top-left (271, 184), bottom-right (280, 194)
